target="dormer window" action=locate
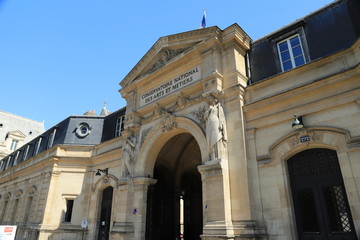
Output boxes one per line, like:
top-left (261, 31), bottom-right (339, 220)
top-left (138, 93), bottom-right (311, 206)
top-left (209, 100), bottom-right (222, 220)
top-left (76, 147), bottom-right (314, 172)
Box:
top-left (10, 139), bottom-right (19, 151)
top-left (23, 145), bottom-right (30, 161)
top-left (115, 116), bottom-right (125, 137)
top-left (33, 138), bottom-right (42, 156)
top-left (277, 34), bottom-right (306, 72)
top-left (47, 129), bottom-right (56, 149)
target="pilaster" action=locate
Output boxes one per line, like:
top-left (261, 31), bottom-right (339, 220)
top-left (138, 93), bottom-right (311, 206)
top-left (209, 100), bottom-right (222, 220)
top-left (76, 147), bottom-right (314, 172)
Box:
top-left (132, 177), bottom-right (157, 240)
top-left (198, 159), bottom-right (234, 239)
top-left (110, 178), bottom-right (134, 239)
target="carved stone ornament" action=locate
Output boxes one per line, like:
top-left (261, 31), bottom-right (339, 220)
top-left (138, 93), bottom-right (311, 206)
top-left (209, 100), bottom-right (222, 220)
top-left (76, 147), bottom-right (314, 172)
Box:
top-left (4, 192), bottom-right (11, 200)
top-left (122, 131), bottom-right (137, 178)
top-left (146, 48), bottom-right (188, 75)
top-left (190, 105), bottom-right (207, 130)
top-left (161, 112), bottom-right (177, 132)
top-left (28, 186), bottom-right (38, 195)
top-left (140, 127), bottom-right (153, 146)
top-left (15, 189), bottom-right (23, 198)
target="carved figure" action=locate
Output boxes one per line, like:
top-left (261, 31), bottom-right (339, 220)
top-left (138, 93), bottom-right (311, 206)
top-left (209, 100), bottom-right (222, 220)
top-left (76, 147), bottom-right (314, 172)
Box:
top-left (204, 97), bottom-right (227, 160)
top-left (122, 134), bottom-right (137, 177)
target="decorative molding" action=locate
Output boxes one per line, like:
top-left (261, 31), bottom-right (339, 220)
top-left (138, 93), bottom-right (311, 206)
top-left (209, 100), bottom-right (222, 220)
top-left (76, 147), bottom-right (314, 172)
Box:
top-left (355, 98), bottom-right (360, 107)
top-left (256, 156), bottom-right (271, 165)
top-left (15, 189), bottom-right (23, 198)
top-left (190, 105), bottom-right (207, 130)
top-left (111, 221), bottom-right (134, 235)
top-left (259, 127), bottom-right (354, 165)
top-left (4, 192), bottom-right (11, 200)
top-left (160, 112), bottom-right (177, 132)
top-left (185, 93), bottom-right (206, 106)
top-left (198, 159), bottom-right (223, 180)
top-left (27, 186), bottom-right (37, 195)
top-left (140, 127), bottom-right (153, 146)
top-left (347, 137), bottom-right (360, 149)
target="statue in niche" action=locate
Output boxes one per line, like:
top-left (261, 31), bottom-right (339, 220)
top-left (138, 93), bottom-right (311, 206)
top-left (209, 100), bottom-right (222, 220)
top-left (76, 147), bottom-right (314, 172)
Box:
top-left (204, 96), bottom-right (227, 160)
top-left (122, 133), bottom-right (137, 177)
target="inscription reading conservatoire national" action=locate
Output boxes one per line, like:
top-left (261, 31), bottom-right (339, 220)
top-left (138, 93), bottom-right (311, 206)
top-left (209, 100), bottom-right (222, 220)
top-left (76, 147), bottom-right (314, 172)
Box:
top-left (140, 66), bottom-right (201, 107)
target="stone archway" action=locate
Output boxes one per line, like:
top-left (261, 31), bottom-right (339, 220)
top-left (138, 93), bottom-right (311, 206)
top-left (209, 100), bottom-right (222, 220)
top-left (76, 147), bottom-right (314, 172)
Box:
top-left (146, 133), bottom-right (203, 240)
top-left (287, 148), bottom-right (357, 240)
top-left (266, 127), bottom-right (360, 239)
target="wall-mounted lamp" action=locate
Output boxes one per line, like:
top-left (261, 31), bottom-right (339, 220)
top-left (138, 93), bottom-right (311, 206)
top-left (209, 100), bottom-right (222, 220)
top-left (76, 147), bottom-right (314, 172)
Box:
top-left (95, 168), bottom-right (108, 176)
top-left (292, 115), bottom-right (304, 129)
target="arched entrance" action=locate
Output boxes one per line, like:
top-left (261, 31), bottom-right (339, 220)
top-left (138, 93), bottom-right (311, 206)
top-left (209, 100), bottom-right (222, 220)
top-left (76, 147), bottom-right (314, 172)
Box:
top-left (146, 133), bottom-right (203, 240)
top-left (287, 148), bottom-right (357, 240)
top-left (98, 186), bottom-right (113, 240)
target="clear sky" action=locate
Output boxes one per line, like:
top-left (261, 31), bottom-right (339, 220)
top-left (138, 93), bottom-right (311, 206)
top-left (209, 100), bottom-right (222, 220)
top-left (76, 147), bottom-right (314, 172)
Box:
top-left (0, 0), bottom-right (333, 129)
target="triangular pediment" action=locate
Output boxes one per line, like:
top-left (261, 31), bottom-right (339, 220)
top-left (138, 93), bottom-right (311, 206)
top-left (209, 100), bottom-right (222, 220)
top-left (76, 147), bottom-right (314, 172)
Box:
top-left (120, 26), bottom-right (222, 89)
top-left (7, 130), bottom-right (26, 139)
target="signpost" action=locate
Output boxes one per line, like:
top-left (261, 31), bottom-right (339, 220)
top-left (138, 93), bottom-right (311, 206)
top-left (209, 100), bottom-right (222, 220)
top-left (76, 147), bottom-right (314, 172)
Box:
top-left (81, 220), bottom-right (88, 240)
top-left (0, 226), bottom-right (17, 240)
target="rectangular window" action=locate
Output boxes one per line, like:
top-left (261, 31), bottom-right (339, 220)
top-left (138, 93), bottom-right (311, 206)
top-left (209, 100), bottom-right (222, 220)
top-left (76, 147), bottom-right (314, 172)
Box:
top-left (47, 129), bottom-right (56, 149)
top-left (64, 199), bottom-right (74, 222)
top-left (115, 116), bottom-right (125, 137)
top-left (277, 35), bottom-right (306, 72)
top-left (33, 138), bottom-right (42, 156)
top-left (23, 196), bottom-right (33, 223)
top-left (10, 139), bottom-right (19, 151)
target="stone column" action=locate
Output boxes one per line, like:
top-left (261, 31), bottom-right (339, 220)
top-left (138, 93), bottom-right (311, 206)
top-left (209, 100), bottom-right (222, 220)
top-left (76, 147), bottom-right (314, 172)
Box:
top-left (198, 159), bottom-right (235, 240)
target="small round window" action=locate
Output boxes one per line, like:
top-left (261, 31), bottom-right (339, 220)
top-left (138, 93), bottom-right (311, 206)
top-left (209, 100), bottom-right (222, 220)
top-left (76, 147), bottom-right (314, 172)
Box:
top-left (76, 122), bottom-right (92, 138)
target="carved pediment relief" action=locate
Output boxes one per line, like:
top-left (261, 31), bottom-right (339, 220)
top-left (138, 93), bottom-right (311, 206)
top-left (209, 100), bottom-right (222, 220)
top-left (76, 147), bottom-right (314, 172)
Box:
top-left (145, 48), bottom-right (188, 76)
top-left (120, 26), bottom-right (222, 89)
top-left (7, 130), bottom-right (26, 139)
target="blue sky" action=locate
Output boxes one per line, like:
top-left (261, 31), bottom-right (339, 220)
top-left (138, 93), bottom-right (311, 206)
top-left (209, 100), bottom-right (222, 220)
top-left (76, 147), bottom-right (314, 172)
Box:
top-left (0, 0), bottom-right (333, 129)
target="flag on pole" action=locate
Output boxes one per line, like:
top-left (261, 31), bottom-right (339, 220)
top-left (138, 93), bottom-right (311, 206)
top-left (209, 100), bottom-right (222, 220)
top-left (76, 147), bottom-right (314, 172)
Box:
top-left (200, 9), bottom-right (206, 28)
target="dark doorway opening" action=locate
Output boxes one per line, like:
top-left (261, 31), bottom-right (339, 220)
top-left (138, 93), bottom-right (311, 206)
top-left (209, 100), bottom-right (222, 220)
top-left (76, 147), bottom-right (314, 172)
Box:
top-left (288, 148), bottom-right (357, 240)
top-left (98, 186), bottom-right (113, 240)
top-left (146, 133), bottom-right (203, 240)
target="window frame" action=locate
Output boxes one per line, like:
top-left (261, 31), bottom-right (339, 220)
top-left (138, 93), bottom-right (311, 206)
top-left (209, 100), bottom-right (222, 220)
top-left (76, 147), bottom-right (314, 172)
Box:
top-left (277, 34), bottom-right (306, 72)
top-left (115, 115), bottom-right (125, 137)
top-left (13, 151), bottom-right (20, 166)
top-left (23, 145), bottom-right (30, 161)
top-left (10, 139), bottom-right (19, 151)
top-left (269, 24), bottom-right (310, 74)
top-left (5, 156), bottom-right (12, 169)
top-left (33, 137), bottom-right (42, 156)
top-left (64, 199), bottom-right (75, 223)
top-left (47, 129), bottom-right (56, 149)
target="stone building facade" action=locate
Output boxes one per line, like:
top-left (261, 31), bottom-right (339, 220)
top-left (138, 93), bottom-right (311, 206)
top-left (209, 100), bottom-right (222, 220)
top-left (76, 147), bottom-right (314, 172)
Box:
top-left (0, 0), bottom-right (359, 239)
top-left (0, 111), bottom-right (45, 160)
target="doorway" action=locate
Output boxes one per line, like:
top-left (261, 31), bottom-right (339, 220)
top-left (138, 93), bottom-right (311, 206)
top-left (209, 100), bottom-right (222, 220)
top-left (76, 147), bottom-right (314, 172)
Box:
top-left (146, 133), bottom-right (203, 240)
top-left (288, 148), bottom-right (357, 240)
top-left (98, 186), bottom-right (113, 240)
